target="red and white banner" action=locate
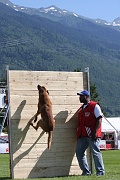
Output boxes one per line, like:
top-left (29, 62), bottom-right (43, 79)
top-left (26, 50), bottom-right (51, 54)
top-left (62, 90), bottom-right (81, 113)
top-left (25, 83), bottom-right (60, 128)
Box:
top-left (0, 143), bottom-right (9, 153)
top-left (0, 134), bottom-right (9, 154)
top-left (100, 140), bottom-right (106, 149)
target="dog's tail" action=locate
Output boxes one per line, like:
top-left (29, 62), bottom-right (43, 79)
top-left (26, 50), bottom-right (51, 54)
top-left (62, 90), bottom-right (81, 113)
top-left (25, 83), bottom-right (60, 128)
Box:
top-left (48, 131), bottom-right (52, 150)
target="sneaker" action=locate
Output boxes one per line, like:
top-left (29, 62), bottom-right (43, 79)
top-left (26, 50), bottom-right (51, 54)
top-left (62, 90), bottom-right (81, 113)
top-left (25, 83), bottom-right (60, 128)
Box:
top-left (97, 173), bottom-right (104, 176)
top-left (81, 173), bottom-right (91, 176)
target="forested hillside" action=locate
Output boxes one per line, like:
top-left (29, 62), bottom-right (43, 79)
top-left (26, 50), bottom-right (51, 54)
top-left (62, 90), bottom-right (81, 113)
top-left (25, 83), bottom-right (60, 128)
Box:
top-left (0, 2), bottom-right (120, 116)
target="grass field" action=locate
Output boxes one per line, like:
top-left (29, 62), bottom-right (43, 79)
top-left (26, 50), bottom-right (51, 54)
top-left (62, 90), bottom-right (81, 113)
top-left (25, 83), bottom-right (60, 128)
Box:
top-left (0, 150), bottom-right (120, 180)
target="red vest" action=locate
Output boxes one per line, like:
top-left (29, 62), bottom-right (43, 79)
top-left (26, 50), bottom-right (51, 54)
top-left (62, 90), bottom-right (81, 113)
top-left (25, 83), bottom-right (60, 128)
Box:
top-left (77, 101), bottom-right (102, 138)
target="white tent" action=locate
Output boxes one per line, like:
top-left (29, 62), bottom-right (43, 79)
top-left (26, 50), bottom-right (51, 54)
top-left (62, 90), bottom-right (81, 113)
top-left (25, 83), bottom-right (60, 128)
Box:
top-left (102, 117), bottom-right (120, 132)
top-left (102, 117), bottom-right (120, 149)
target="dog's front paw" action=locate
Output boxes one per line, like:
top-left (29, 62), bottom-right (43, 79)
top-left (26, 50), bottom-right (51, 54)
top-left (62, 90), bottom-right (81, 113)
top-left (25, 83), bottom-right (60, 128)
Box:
top-left (29, 122), bottom-right (33, 126)
top-left (34, 116), bottom-right (37, 123)
top-left (34, 119), bottom-right (37, 123)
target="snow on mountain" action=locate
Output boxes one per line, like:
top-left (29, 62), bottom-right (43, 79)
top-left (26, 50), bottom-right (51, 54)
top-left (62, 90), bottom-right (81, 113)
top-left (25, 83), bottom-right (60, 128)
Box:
top-left (39, 6), bottom-right (79, 17)
top-left (0, 0), bottom-right (120, 26)
top-left (94, 18), bottom-right (120, 26)
top-left (112, 17), bottom-right (120, 26)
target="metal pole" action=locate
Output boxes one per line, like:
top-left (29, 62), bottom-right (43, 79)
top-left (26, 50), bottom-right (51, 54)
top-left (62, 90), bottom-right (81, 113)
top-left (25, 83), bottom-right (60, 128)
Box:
top-left (6, 65), bottom-right (14, 179)
top-left (84, 67), bottom-right (93, 174)
top-left (85, 67), bottom-right (90, 93)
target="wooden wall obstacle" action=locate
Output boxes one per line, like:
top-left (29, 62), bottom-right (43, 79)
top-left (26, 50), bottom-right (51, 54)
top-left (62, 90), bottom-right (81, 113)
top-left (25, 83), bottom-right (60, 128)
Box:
top-left (7, 70), bottom-right (91, 179)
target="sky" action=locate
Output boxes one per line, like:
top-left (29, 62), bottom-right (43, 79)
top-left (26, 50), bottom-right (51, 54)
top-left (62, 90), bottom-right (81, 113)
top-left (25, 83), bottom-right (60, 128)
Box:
top-left (10, 0), bottom-right (120, 22)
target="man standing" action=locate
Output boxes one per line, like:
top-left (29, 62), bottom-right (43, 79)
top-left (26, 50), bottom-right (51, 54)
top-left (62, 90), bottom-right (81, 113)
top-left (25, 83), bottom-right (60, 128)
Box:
top-left (76, 90), bottom-right (105, 176)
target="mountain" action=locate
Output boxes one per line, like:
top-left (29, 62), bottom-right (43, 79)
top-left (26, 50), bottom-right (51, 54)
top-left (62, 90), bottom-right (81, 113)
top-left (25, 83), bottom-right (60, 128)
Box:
top-left (0, 0), bottom-right (13, 6)
top-left (113, 17), bottom-right (120, 24)
top-left (0, 0), bottom-right (84, 19)
top-left (1, 0), bottom-right (120, 27)
top-left (0, 1), bottom-right (120, 117)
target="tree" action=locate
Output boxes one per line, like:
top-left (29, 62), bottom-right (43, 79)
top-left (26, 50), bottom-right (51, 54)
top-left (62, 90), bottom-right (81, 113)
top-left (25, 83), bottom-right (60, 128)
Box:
top-left (90, 82), bottom-right (100, 102)
top-left (74, 68), bottom-right (81, 72)
top-left (90, 81), bottom-right (107, 115)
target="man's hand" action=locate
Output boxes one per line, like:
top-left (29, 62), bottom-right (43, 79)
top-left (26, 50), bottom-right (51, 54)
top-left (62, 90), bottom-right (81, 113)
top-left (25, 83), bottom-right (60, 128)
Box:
top-left (91, 132), bottom-right (97, 141)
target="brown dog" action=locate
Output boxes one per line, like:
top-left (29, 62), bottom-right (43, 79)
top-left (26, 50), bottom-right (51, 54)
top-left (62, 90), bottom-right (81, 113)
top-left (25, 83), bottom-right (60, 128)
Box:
top-left (30, 85), bottom-right (55, 149)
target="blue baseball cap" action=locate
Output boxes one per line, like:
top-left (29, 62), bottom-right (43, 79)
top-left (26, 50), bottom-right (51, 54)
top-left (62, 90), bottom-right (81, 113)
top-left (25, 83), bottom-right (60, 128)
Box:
top-left (77, 90), bottom-right (90, 96)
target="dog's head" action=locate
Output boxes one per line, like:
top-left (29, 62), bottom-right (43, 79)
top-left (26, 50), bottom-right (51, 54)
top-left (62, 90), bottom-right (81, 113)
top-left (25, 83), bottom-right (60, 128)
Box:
top-left (37, 85), bottom-right (49, 95)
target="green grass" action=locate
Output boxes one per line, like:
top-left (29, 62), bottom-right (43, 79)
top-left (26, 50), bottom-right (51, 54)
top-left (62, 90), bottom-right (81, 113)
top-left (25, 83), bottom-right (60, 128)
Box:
top-left (0, 154), bottom-right (10, 179)
top-left (0, 150), bottom-right (120, 180)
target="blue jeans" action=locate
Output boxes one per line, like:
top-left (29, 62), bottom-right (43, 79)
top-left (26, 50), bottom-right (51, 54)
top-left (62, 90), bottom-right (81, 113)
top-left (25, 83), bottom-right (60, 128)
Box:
top-left (76, 137), bottom-right (105, 176)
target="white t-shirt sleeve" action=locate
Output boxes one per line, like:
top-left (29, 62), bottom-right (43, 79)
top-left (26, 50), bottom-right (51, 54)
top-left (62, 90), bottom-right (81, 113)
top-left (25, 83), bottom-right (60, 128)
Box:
top-left (94, 104), bottom-right (103, 118)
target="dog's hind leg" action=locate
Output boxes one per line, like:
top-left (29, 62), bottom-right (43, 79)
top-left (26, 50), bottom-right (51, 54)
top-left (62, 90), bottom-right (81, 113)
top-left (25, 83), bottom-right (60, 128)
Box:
top-left (38, 119), bottom-right (48, 132)
top-left (29, 122), bottom-right (38, 130)
top-left (30, 119), bottom-right (47, 132)
top-left (48, 131), bottom-right (52, 149)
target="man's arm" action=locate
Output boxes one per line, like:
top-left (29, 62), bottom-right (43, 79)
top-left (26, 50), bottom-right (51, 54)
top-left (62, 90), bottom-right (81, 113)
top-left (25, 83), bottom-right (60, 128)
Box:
top-left (92, 116), bottom-right (102, 140)
top-left (92, 104), bottom-right (103, 140)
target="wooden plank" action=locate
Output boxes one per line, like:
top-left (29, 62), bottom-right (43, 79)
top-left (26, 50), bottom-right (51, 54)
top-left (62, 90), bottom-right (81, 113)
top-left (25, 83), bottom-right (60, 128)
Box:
top-left (10, 107), bottom-right (79, 115)
top-left (9, 81), bottom-right (83, 91)
top-left (13, 148), bottom-right (77, 159)
top-left (10, 90), bottom-right (83, 96)
top-left (11, 126), bottom-right (77, 135)
top-left (13, 149), bottom-right (77, 159)
top-left (11, 128), bottom-right (77, 148)
top-left (10, 112), bottom-right (78, 121)
top-left (10, 110), bottom-right (78, 120)
top-left (13, 155), bottom-right (79, 168)
top-left (12, 143), bottom-right (76, 154)
top-left (10, 104), bottom-right (80, 113)
top-left (8, 70), bottom-right (89, 178)
top-left (12, 148), bottom-right (77, 163)
top-left (13, 148), bottom-right (88, 162)
top-left (9, 76), bottom-right (84, 84)
top-left (10, 95), bottom-right (80, 106)
top-left (10, 104), bottom-right (79, 110)
top-left (13, 136), bottom-right (77, 144)
top-left (11, 118), bottom-right (78, 129)
top-left (13, 165), bottom-right (81, 178)
top-left (13, 155), bottom-right (78, 164)
top-left (9, 70), bottom-right (84, 79)
top-left (11, 133), bottom-right (77, 143)
top-left (9, 70), bottom-right (84, 76)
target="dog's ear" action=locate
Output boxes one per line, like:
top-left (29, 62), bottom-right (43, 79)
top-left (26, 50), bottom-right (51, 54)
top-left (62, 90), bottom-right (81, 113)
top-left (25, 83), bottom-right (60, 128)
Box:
top-left (47, 90), bottom-right (49, 95)
top-left (37, 85), bottom-right (41, 90)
